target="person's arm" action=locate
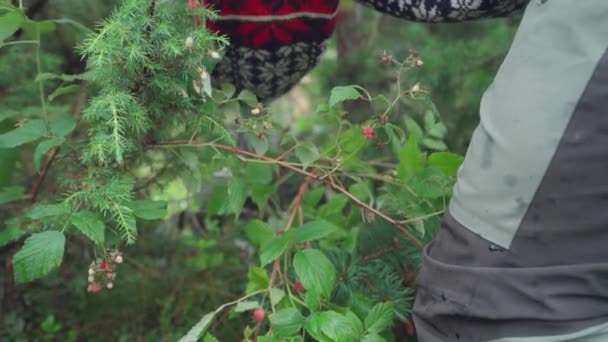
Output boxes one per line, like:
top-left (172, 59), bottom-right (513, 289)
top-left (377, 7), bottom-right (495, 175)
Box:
top-left (356, 0), bottom-right (529, 22)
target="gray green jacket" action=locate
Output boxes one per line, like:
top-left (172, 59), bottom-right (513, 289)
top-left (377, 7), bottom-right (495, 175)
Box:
top-left (388, 0), bottom-right (608, 341)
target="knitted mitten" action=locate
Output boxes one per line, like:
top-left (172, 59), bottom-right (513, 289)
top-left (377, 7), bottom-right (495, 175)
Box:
top-left (203, 0), bottom-right (339, 102)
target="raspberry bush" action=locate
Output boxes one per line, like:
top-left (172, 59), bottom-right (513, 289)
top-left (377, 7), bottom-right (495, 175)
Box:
top-left (0, 0), bottom-right (515, 340)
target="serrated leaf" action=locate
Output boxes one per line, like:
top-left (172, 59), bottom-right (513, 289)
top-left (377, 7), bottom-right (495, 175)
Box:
top-left (245, 162), bottom-right (273, 185)
top-left (226, 177), bottom-right (246, 218)
top-left (428, 123), bottom-right (448, 139)
top-left (305, 288), bottom-right (321, 312)
top-left (404, 117), bottom-right (423, 139)
top-left (428, 152), bottom-right (464, 177)
top-left (244, 219), bottom-right (274, 246)
top-left (0, 120), bottom-right (46, 148)
top-left (21, 20), bottom-right (56, 38)
top-left (250, 133), bottom-right (269, 155)
top-left (284, 220), bottom-right (339, 244)
top-left (179, 310), bottom-right (218, 342)
top-left (259, 236), bottom-right (288, 267)
top-left (318, 311), bottom-right (361, 340)
top-left (246, 267), bottom-right (269, 294)
top-left (34, 137), bottom-right (64, 173)
top-left (233, 300), bottom-right (259, 313)
top-left (71, 211), bottom-right (105, 245)
top-left (269, 308), bottom-right (304, 337)
top-left (27, 203), bottom-right (68, 220)
top-left (250, 184), bottom-right (275, 210)
top-left (293, 249), bottom-right (336, 298)
top-left (0, 222), bottom-right (27, 248)
top-left (13, 231), bottom-right (65, 283)
top-left (362, 334), bottom-right (386, 342)
top-left (305, 312), bottom-right (332, 342)
top-left (50, 115), bottom-right (76, 137)
top-left (48, 84), bottom-right (80, 103)
top-left (0, 186), bottom-right (24, 205)
top-left (329, 85), bottom-right (361, 107)
top-left (295, 142), bottom-right (320, 168)
top-left (0, 11), bottom-right (24, 42)
top-left (398, 135), bottom-right (424, 180)
top-left (237, 89), bottom-right (258, 107)
top-left (422, 137), bottom-right (447, 151)
top-left (364, 302), bottom-right (394, 334)
top-left (129, 200), bottom-right (167, 220)
top-left (269, 287), bottom-right (285, 307)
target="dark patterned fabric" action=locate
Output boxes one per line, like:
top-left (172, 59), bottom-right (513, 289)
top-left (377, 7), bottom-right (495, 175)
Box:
top-left (203, 0), bottom-right (338, 101)
top-left (356, 0), bottom-right (529, 22)
top-left (202, 0), bottom-right (526, 101)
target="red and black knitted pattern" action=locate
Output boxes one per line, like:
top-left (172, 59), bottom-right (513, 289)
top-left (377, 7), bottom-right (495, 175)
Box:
top-left (203, 0), bottom-right (339, 101)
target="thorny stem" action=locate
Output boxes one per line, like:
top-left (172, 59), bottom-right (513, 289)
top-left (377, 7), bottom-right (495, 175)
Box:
top-left (267, 179), bottom-right (310, 312)
top-left (30, 147), bottom-right (59, 203)
top-left (150, 140), bottom-right (425, 250)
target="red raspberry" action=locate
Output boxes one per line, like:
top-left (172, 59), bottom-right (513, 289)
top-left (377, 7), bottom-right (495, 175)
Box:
top-left (187, 0), bottom-right (200, 9)
top-left (87, 283), bottom-right (103, 293)
top-left (362, 127), bottom-right (375, 140)
top-left (253, 308), bottom-right (265, 322)
top-left (293, 281), bottom-right (304, 292)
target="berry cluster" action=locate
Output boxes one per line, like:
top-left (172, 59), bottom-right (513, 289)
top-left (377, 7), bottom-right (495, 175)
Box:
top-left (87, 251), bottom-right (123, 293)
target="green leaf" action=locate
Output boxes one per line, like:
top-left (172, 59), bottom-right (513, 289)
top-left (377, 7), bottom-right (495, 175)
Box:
top-left (404, 117), bottom-right (423, 139)
top-left (129, 200), bottom-right (168, 220)
top-left (317, 311), bottom-right (362, 341)
top-left (244, 219), bottom-right (274, 246)
top-left (305, 288), bottom-right (321, 312)
top-left (361, 334), bottom-right (386, 342)
top-left (284, 220), bottom-right (339, 244)
top-left (427, 123), bottom-right (448, 139)
top-left (13, 231), bottom-right (65, 283)
top-left (34, 137), bottom-right (64, 173)
top-left (428, 152), bottom-right (464, 177)
top-left (246, 267), bottom-right (269, 294)
top-left (226, 177), bottom-right (246, 218)
top-left (0, 222), bottom-right (27, 248)
top-left (269, 308), bottom-right (304, 337)
top-left (295, 142), bottom-right (320, 168)
top-left (329, 85), bottom-right (361, 107)
top-left (249, 133), bottom-right (269, 155)
top-left (245, 162), bottom-right (273, 185)
top-left (0, 148), bottom-right (17, 187)
top-left (0, 186), bottom-right (24, 205)
top-left (259, 236), bottom-right (288, 267)
top-left (305, 312), bottom-right (332, 342)
top-left (237, 89), bottom-right (258, 107)
top-left (250, 184), bottom-right (275, 210)
top-left (398, 135), bottom-right (424, 180)
top-left (50, 115), bottom-right (76, 137)
top-left (48, 84), bottom-right (80, 103)
top-left (422, 137), bottom-right (448, 151)
top-left (0, 11), bottom-right (24, 42)
top-left (21, 20), bottom-right (56, 38)
top-left (179, 310), bottom-right (218, 342)
top-left (269, 287), bottom-right (285, 307)
top-left (293, 249), bottom-right (336, 298)
top-left (364, 302), bottom-right (394, 334)
top-left (71, 211), bottom-right (105, 245)
top-left (0, 120), bottom-right (46, 148)
top-left (233, 300), bottom-right (259, 313)
top-left (27, 203), bottom-right (68, 220)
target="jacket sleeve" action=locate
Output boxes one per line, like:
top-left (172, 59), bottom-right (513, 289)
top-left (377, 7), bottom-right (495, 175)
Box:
top-left (356, 0), bottom-right (529, 22)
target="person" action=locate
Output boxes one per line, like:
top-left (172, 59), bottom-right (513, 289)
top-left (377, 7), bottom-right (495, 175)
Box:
top-left (203, 1), bottom-right (608, 341)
